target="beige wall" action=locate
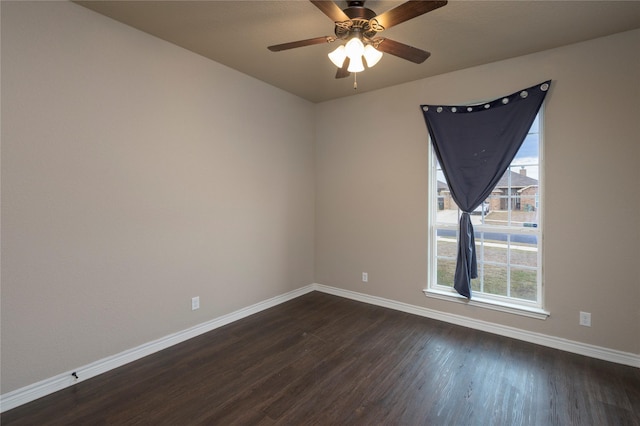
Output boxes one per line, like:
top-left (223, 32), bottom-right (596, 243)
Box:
top-left (1, 2), bottom-right (315, 393)
top-left (315, 29), bottom-right (640, 355)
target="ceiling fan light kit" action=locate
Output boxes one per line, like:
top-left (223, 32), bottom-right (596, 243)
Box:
top-left (268, 0), bottom-right (447, 85)
top-left (328, 37), bottom-right (383, 71)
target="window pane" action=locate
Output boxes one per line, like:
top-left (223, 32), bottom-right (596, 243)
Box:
top-left (477, 264), bottom-right (508, 296)
top-left (436, 205), bottom-right (459, 225)
top-left (471, 196), bottom-right (491, 221)
top-left (514, 134), bottom-right (539, 163)
top-left (510, 235), bottom-right (538, 268)
top-left (471, 276), bottom-right (481, 293)
top-left (475, 231), bottom-right (508, 264)
top-left (481, 204), bottom-right (539, 227)
top-left (436, 231), bottom-right (457, 258)
top-left (436, 258), bottom-right (456, 286)
top-left (510, 267), bottom-right (538, 301)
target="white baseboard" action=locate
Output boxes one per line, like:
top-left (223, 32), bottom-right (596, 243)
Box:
top-left (0, 284), bottom-right (315, 413)
top-left (3, 282), bottom-right (637, 413)
top-left (312, 283), bottom-right (640, 369)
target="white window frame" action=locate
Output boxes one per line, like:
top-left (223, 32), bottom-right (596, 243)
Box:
top-left (424, 112), bottom-right (549, 320)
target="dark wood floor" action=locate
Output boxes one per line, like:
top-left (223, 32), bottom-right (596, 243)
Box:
top-left (3, 292), bottom-right (639, 425)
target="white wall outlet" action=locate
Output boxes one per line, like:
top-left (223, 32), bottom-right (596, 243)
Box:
top-left (191, 296), bottom-right (200, 311)
top-left (579, 311), bottom-right (591, 327)
top-left (362, 272), bottom-right (368, 283)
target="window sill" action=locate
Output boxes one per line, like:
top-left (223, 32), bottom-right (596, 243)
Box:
top-left (423, 288), bottom-right (550, 320)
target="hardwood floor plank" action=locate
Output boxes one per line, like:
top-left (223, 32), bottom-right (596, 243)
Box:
top-left (2, 292), bottom-right (639, 425)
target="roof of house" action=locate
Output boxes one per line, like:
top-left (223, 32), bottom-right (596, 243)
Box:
top-left (495, 170), bottom-right (538, 188)
top-left (437, 169), bottom-right (538, 192)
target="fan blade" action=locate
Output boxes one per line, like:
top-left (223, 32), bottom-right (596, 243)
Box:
top-left (371, 1), bottom-right (447, 31)
top-left (310, 1), bottom-right (350, 23)
top-left (268, 36), bottom-right (334, 52)
top-left (335, 57), bottom-right (351, 79)
top-left (374, 38), bottom-right (431, 63)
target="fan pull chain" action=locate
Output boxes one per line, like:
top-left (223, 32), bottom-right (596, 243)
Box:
top-left (353, 73), bottom-right (358, 91)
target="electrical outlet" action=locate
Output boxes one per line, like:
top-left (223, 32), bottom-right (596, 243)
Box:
top-left (579, 311), bottom-right (591, 327)
top-left (192, 296), bottom-right (200, 311)
top-left (362, 272), bottom-right (368, 283)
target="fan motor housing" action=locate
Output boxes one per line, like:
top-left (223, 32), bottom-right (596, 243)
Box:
top-left (335, 2), bottom-right (378, 40)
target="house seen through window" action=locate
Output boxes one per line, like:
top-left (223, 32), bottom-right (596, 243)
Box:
top-left (429, 114), bottom-right (543, 309)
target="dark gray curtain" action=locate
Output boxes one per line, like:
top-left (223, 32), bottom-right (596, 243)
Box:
top-left (420, 81), bottom-right (550, 298)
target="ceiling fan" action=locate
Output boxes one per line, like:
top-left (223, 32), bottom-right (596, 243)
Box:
top-left (268, 0), bottom-right (447, 79)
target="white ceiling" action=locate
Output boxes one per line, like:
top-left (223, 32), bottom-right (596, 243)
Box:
top-left (76, 0), bottom-right (640, 103)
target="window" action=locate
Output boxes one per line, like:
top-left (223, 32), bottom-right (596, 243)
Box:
top-left (427, 114), bottom-right (546, 317)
